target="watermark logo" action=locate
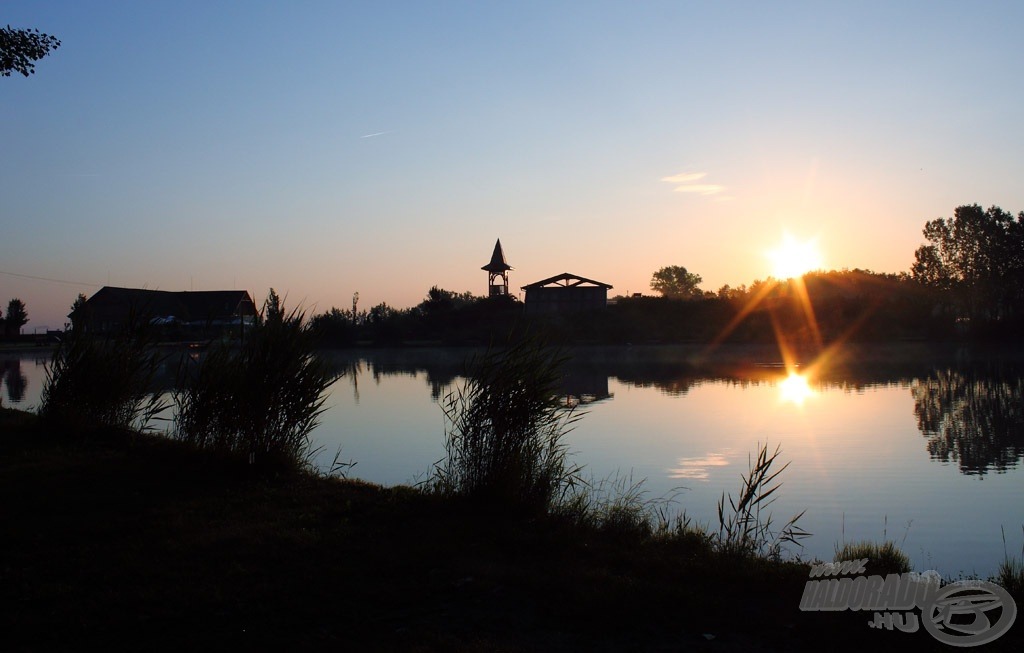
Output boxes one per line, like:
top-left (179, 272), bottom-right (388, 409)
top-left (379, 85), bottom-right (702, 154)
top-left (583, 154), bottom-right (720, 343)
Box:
top-left (800, 560), bottom-right (1017, 646)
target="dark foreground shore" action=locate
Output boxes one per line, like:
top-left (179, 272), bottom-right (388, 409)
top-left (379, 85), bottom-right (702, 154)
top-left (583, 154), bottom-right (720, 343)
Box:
top-left (1, 408), bottom-right (1017, 652)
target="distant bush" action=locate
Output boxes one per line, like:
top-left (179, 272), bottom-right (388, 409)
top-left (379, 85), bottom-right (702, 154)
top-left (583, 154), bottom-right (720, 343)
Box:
top-left (834, 540), bottom-right (912, 575)
top-left (173, 292), bottom-right (336, 471)
top-left (430, 337), bottom-right (582, 515)
top-left (38, 317), bottom-right (167, 431)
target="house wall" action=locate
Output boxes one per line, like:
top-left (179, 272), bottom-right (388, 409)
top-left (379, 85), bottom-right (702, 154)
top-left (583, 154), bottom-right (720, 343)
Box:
top-left (523, 286), bottom-right (608, 314)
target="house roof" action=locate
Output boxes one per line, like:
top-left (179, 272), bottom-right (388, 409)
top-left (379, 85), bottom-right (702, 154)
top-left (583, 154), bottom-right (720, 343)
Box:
top-left (481, 239), bottom-right (513, 272)
top-left (72, 287), bottom-right (256, 321)
top-left (521, 273), bottom-right (613, 290)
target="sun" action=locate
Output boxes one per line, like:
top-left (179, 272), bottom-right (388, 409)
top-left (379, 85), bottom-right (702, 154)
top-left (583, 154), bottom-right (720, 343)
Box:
top-left (767, 233), bottom-right (823, 279)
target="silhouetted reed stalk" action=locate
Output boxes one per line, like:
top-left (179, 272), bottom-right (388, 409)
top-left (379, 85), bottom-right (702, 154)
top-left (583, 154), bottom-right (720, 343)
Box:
top-left (431, 337), bottom-right (583, 515)
top-left (38, 315), bottom-right (167, 431)
top-left (173, 294), bottom-right (336, 471)
top-left (716, 442), bottom-right (809, 560)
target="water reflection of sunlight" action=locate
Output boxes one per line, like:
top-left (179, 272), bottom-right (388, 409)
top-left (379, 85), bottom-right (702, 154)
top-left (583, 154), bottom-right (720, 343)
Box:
top-left (779, 372), bottom-right (815, 406)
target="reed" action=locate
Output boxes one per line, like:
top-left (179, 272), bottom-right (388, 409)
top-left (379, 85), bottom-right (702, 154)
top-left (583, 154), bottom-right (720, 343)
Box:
top-left (716, 442), bottom-right (810, 560)
top-left (173, 292), bottom-right (336, 471)
top-left (38, 315), bottom-right (167, 431)
top-left (430, 336), bottom-right (583, 515)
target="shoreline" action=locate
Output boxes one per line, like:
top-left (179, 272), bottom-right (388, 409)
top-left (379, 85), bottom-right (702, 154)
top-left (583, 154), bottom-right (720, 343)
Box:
top-left (2, 407), bottom-right (1020, 651)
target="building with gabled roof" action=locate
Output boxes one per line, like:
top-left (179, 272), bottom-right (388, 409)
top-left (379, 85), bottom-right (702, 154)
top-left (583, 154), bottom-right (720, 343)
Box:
top-left (521, 273), bottom-right (613, 314)
top-left (70, 287), bottom-right (257, 337)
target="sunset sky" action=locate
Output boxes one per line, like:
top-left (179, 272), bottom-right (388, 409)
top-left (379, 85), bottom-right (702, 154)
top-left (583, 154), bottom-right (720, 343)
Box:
top-left (3, 1), bottom-right (1024, 331)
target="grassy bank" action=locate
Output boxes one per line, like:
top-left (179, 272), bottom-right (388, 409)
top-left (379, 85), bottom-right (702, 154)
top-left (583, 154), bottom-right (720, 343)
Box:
top-left (6, 408), bottom-right (1017, 651)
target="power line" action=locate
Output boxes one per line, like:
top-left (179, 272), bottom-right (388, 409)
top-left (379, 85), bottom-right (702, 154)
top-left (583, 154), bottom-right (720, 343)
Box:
top-left (0, 269), bottom-right (102, 288)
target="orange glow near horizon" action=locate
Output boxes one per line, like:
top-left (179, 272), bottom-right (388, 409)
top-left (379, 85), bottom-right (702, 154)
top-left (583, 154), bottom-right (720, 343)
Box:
top-left (767, 233), bottom-right (823, 280)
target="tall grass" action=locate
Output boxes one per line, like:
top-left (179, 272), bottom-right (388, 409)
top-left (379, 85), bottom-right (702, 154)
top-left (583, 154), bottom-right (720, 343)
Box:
top-left (557, 473), bottom-right (661, 538)
top-left (556, 473), bottom-right (712, 548)
top-left (430, 337), bottom-right (583, 515)
top-left (716, 442), bottom-right (810, 560)
top-left (38, 316), bottom-right (167, 431)
top-left (172, 294), bottom-right (336, 471)
top-left (833, 516), bottom-right (912, 574)
top-left (834, 541), bottom-right (912, 575)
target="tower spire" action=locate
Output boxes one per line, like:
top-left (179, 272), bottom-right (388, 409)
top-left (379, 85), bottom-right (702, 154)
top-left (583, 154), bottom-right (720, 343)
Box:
top-left (481, 239), bottom-right (512, 296)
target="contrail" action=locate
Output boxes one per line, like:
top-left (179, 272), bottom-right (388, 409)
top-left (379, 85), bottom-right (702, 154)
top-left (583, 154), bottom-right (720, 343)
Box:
top-left (360, 130), bottom-right (393, 139)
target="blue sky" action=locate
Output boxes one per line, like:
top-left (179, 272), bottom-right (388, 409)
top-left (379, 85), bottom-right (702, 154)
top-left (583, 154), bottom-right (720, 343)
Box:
top-left (3, 1), bottom-right (1024, 330)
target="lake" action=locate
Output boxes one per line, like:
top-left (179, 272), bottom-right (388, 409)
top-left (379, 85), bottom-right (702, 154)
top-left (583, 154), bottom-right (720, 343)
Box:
top-left (4, 343), bottom-right (1022, 577)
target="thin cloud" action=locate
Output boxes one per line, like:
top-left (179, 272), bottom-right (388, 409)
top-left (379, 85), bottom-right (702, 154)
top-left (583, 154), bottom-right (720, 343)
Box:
top-left (673, 184), bottom-right (727, 195)
top-left (661, 172), bottom-right (706, 184)
top-left (662, 171), bottom-right (727, 196)
top-left (667, 453), bottom-right (730, 480)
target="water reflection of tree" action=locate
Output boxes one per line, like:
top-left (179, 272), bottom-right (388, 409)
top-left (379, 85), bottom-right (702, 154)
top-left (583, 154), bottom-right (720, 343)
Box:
top-left (1, 359), bottom-right (29, 403)
top-left (912, 369), bottom-right (1024, 475)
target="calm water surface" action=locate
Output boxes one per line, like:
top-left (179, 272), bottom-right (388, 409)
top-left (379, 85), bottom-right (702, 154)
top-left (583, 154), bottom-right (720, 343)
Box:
top-left (4, 344), bottom-right (1022, 577)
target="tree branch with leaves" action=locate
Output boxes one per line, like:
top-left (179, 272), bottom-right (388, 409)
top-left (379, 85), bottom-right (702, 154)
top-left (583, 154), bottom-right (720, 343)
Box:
top-left (1, 25), bottom-right (61, 77)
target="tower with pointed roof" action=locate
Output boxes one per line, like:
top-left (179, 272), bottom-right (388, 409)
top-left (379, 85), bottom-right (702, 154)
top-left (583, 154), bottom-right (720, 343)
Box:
top-left (481, 239), bottom-right (513, 297)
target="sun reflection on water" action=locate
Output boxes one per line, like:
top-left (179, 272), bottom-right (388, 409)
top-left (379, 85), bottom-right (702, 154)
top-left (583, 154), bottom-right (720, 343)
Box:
top-left (779, 372), bottom-right (815, 406)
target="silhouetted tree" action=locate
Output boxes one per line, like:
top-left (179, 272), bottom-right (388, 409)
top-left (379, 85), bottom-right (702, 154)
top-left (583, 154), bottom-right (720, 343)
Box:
top-left (69, 293), bottom-right (88, 331)
top-left (420, 286), bottom-right (475, 314)
top-left (263, 288), bottom-right (284, 325)
top-left (911, 204), bottom-right (1024, 328)
top-left (1, 25), bottom-right (61, 77)
top-left (650, 266), bottom-right (704, 299)
top-left (310, 307), bottom-right (358, 346)
top-left (5, 298), bottom-right (27, 336)
top-left (368, 302), bottom-right (397, 324)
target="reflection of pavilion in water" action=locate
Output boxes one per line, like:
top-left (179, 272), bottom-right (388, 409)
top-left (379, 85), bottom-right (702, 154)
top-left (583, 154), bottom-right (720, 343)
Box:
top-left (325, 352), bottom-right (613, 405)
top-left (557, 369), bottom-right (612, 407)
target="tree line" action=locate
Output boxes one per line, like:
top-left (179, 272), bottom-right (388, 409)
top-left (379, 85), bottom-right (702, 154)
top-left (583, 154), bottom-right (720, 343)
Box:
top-left (310, 204), bottom-right (1023, 346)
top-left (20, 203), bottom-right (1022, 346)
